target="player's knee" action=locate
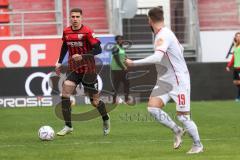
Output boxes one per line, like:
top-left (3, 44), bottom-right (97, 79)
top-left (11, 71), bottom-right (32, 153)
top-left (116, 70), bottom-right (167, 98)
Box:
top-left (90, 98), bottom-right (99, 107)
top-left (148, 97), bottom-right (164, 108)
top-left (92, 101), bottom-right (99, 107)
top-left (62, 91), bottom-right (71, 97)
top-left (64, 80), bottom-right (76, 86)
top-left (62, 92), bottom-right (70, 97)
top-left (62, 81), bottom-right (75, 97)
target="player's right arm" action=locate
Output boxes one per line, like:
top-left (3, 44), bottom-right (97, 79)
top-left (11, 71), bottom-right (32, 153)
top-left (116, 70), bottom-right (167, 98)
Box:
top-left (126, 32), bottom-right (170, 67)
top-left (56, 34), bottom-right (68, 75)
top-left (126, 51), bottom-right (165, 67)
top-left (58, 41), bottom-right (68, 64)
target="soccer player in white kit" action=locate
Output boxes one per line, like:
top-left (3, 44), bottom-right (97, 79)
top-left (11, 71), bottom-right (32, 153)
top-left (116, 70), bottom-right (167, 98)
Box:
top-left (126, 7), bottom-right (203, 154)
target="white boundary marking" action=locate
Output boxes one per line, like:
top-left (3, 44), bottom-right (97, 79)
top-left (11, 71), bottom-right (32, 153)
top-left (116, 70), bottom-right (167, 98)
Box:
top-left (0, 137), bottom-right (238, 148)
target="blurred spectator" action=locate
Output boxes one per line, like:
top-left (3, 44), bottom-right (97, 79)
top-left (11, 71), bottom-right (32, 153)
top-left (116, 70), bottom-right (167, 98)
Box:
top-left (110, 35), bottom-right (130, 104)
top-left (226, 32), bottom-right (240, 101)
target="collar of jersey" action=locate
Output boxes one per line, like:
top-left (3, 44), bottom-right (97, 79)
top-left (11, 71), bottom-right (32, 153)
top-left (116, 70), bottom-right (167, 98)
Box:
top-left (71, 24), bottom-right (83, 31)
top-left (155, 27), bottom-right (163, 35)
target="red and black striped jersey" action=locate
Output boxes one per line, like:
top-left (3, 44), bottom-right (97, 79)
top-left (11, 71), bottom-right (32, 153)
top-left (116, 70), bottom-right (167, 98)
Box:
top-left (62, 25), bottom-right (100, 74)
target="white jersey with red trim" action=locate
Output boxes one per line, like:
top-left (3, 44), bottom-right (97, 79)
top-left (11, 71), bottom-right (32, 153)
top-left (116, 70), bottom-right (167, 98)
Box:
top-left (154, 27), bottom-right (190, 87)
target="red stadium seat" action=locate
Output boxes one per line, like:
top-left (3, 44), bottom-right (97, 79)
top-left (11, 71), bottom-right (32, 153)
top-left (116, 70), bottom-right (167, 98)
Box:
top-left (0, 26), bottom-right (10, 36)
top-left (0, 0), bottom-right (9, 7)
top-left (0, 0), bottom-right (10, 36)
top-left (0, 8), bottom-right (10, 22)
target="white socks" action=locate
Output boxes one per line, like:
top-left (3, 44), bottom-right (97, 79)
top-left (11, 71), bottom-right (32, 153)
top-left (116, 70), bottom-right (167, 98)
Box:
top-left (147, 107), bottom-right (180, 133)
top-left (177, 115), bottom-right (201, 146)
top-left (148, 107), bottom-right (202, 146)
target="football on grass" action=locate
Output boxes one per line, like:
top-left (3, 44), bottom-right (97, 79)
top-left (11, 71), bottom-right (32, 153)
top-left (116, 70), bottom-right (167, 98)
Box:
top-left (38, 126), bottom-right (55, 141)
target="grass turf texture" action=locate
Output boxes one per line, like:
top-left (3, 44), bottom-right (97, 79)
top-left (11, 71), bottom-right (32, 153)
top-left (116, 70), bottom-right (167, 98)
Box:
top-left (0, 101), bottom-right (240, 160)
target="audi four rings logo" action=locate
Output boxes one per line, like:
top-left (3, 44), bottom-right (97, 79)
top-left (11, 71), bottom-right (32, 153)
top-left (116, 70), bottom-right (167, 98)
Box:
top-left (25, 72), bottom-right (103, 96)
top-left (25, 72), bottom-right (52, 96)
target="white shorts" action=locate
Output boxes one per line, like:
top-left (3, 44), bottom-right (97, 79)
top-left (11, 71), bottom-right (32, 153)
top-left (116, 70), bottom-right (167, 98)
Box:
top-left (150, 84), bottom-right (190, 112)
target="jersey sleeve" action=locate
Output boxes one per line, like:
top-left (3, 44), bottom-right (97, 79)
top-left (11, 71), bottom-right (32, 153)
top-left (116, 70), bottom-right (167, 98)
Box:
top-left (154, 32), bottom-right (171, 53)
top-left (62, 31), bottom-right (66, 42)
top-left (87, 29), bottom-right (100, 45)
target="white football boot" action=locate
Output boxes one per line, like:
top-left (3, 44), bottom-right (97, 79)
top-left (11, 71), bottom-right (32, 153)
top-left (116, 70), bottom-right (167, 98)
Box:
top-left (57, 126), bottom-right (73, 136)
top-left (173, 127), bottom-right (185, 149)
top-left (187, 144), bottom-right (204, 154)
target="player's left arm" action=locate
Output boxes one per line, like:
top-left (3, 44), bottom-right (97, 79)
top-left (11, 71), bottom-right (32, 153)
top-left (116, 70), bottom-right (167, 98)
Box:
top-left (87, 30), bottom-right (102, 55)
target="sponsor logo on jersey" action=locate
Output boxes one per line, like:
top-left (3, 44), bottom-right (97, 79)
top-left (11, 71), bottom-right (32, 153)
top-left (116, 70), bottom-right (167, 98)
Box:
top-left (67, 41), bottom-right (83, 47)
top-left (78, 34), bottom-right (84, 40)
top-left (155, 38), bottom-right (164, 46)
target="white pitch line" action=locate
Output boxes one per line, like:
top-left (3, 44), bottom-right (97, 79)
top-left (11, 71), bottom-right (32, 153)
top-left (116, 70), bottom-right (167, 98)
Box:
top-left (0, 144), bottom-right (25, 148)
top-left (0, 137), bottom-right (239, 148)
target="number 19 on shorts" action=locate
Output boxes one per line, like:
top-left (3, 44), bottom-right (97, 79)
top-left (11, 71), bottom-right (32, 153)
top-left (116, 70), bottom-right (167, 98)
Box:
top-left (178, 94), bottom-right (186, 106)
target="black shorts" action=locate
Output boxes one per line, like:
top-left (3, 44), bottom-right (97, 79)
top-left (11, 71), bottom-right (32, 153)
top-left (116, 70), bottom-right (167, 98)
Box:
top-left (233, 70), bottom-right (240, 80)
top-left (66, 71), bottom-right (98, 94)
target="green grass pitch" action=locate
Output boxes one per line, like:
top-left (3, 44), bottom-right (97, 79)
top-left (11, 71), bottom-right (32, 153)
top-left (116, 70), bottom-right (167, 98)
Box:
top-left (0, 101), bottom-right (240, 160)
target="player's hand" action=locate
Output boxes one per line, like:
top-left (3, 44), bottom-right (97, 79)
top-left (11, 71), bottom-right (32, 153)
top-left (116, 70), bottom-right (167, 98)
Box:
top-left (55, 63), bottom-right (62, 76)
top-left (226, 67), bottom-right (230, 72)
top-left (72, 54), bottom-right (82, 61)
top-left (125, 58), bottom-right (134, 67)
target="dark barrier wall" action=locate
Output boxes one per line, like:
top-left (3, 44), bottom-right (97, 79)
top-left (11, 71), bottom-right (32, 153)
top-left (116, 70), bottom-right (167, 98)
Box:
top-left (0, 65), bottom-right (157, 99)
top-left (0, 62), bottom-right (236, 100)
top-left (188, 62), bottom-right (235, 100)
top-left (0, 67), bottom-right (54, 96)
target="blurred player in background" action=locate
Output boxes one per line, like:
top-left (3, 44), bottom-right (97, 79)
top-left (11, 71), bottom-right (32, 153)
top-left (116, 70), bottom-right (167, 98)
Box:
top-left (111, 35), bottom-right (130, 104)
top-left (55, 8), bottom-right (110, 136)
top-left (226, 32), bottom-right (240, 101)
top-left (125, 7), bottom-right (203, 154)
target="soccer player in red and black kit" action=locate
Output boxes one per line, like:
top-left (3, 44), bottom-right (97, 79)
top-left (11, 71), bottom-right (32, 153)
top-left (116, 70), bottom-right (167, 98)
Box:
top-left (55, 8), bottom-right (110, 136)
